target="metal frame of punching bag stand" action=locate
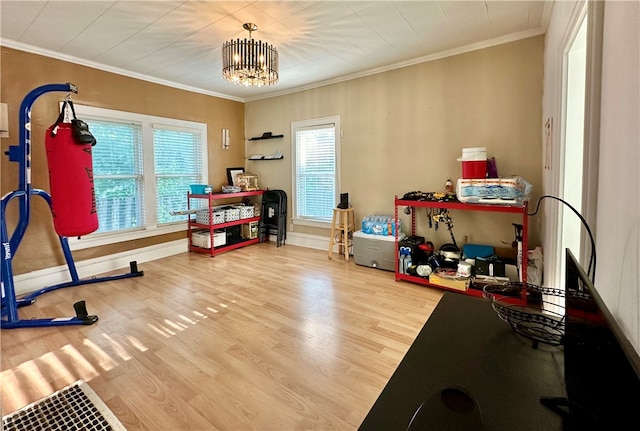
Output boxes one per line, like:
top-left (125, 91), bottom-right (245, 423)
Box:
top-left (1, 83), bottom-right (144, 329)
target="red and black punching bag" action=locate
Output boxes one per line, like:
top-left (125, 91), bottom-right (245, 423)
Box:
top-left (45, 103), bottom-right (98, 237)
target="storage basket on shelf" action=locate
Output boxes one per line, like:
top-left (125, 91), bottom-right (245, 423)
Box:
top-left (190, 184), bottom-right (210, 194)
top-left (242, 221), bottom-right (259, 239)
top-left (224, 207), bottom-right (241, 222)
top-left (191, 230), bottom-right (226, 248)
top-left (237, 205), bottom-right (255, 219)
top-left (195, 209), bottom-right (225, 225)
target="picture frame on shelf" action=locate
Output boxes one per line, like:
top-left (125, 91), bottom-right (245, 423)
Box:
top-left (226, 167), bottom-right (245, 186)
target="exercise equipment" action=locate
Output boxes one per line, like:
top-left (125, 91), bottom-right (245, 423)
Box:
top-left (1, 83), bottom-right (144, 329)
top-left (46, 100), bottom-right (98, 237)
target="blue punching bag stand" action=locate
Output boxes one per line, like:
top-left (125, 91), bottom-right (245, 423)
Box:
top-left (1, 83), bottom-right (144, 329)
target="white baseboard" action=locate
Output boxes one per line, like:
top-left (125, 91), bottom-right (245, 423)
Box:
top-left (10, 232), bottom-right (339, 297)
top-left (281, 231), bottom-right (330, 250)
top-left (11, 239), bottom-right (188, 296)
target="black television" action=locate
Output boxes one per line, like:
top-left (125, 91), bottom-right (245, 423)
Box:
top-left (557, 249), bottom-right (640, 430)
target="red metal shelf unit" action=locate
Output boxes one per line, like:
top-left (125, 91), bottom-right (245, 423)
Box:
top-left (188, 190), bottom-right (264, 257)
top-left (394, 195), bottom-right (529, 298)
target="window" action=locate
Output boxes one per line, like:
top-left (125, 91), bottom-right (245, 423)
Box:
top-left (291, 116), bottom-right (340, 227)
top-left (152, 125), bottom-right (203, 225)
top-left (70, 105), bottom-right (207, 249)
top-left (89, 120), bottom-right (144, 234)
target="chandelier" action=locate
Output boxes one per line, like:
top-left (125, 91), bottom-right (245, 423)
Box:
top-left (222, 23), bottom-right (279, 87)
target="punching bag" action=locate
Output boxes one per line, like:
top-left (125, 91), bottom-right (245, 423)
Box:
top-left (45, 101), bottom-right (98, 237)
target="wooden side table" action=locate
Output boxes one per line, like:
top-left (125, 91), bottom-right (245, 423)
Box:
top-left (328, 207), bottom-right (355, 262)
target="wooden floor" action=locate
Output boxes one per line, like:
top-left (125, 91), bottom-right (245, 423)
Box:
top-left (1, 243), bottom-right (443, 430)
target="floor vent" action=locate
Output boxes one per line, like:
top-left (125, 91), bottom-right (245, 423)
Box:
top-left (2, 380), bottom-right (126, 431)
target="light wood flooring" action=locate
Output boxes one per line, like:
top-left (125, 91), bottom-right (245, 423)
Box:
top-left (1, 243), bottom-right (443, 430)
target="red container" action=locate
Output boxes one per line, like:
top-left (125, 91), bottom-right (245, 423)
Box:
top-left (461, 160), bottom-right (487, 179)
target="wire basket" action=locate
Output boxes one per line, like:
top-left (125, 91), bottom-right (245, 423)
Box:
top-left (483, 282), bottom-right (568, 346)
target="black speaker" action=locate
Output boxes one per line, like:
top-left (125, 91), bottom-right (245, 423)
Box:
top-left (338, 193), bottom-right (349, 209)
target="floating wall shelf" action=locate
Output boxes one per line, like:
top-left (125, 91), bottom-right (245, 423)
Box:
top-left (248, 133), bottom-right (284, 141)
top-left (247, 156), bottom-right (284, 160)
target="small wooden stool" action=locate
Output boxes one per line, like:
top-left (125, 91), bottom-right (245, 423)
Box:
top-left (328, 208), bottom-right (355, 262)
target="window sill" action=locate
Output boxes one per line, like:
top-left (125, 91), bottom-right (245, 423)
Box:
top-left (292, 218), bottom-right (331, 229)
top-left (68, 222), bottom-right (187, 251)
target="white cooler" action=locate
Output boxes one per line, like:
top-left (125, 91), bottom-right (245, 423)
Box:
top-left (353, 230), bottom-right (405, 271)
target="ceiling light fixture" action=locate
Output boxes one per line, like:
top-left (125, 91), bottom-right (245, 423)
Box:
top-left (222, 23), bottom-right (279, 87)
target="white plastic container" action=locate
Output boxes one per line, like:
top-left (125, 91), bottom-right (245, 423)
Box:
top-left (457, 147), bottom-right (487, 161)
top-left (191, 230), bottom-right (226, 248)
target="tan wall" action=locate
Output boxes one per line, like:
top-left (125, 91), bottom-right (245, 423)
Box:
top-left (2, 35), bottom-right (544, 276)
top-left (245, 36), bottom-right (544, 251)
top-left (0, 47), bottom-right (245, 275)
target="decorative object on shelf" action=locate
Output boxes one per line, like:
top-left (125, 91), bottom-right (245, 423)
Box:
top-left (226, 167), bottom-right (244, 186)
top-left (235, 172), bottom-right (259, 191)
top-left (221, 185), bottom-right (242, 193)
top-left (222, 23), bottom-right (279, 87)
top-left (262, 150), bottom-right (283, 160)
top-left (247, 151), bottom-right (283, 160)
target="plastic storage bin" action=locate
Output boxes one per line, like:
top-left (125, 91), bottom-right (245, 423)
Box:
top-left (190, 184), bottom-right (210, 194)
top-left (191, 230), bottom-right (226, 248)
top-left (195, 209), bottom-right (225, 225)
top-left (224, 207), bottom-right (241, 222)
top-left (353, 230), bottom-right (406, 271)
top-left (237, 205), bottom-right (255, 219)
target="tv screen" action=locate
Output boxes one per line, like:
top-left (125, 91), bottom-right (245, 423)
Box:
top-left (563, 249), bottom-right (640, 430)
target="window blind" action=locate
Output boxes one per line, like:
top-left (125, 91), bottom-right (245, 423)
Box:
top-left (88, 120), bottom-right (144, 233)
top-left (294, 124), bottom-right (336, 221)
top-left (153, 126), bottom-right (203, 224)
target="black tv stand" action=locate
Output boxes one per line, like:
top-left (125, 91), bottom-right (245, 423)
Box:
top-left (359, 293), bottom-right (565, 430)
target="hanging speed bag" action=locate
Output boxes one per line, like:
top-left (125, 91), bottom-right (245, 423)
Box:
top-left (45, 122), bottom-right (98, 237)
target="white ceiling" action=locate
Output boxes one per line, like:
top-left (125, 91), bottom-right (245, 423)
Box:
top-left (0, 1), bottom-right (552, 102)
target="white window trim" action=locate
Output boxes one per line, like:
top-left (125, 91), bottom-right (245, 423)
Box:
top-left (67, 104), bottom-right (207, 250)
top-left (291, 115), bottom-right (341, 229)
